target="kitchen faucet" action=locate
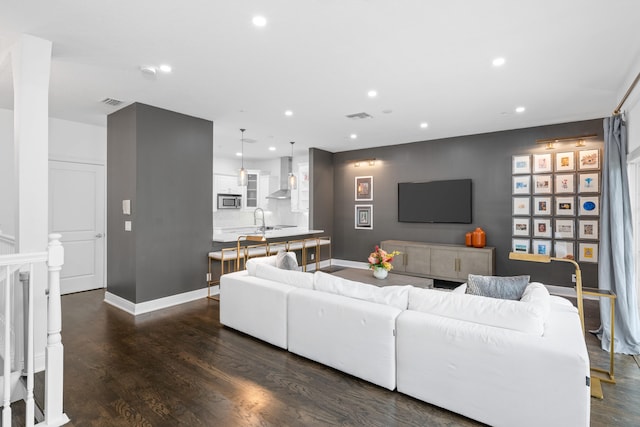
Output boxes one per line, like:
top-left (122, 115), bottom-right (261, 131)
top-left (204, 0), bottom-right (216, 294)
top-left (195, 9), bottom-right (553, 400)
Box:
top-left (254, 208), bottom-right (266, 236)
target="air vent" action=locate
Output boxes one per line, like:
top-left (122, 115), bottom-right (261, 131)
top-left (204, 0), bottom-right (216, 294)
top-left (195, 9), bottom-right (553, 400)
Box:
top-left (346, 112), bottom-right (373, 120)
top-left (101, 98), bottom-right (123, 106)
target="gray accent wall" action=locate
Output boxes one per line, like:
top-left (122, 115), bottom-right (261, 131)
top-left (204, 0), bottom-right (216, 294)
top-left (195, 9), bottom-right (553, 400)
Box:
top-left (107, 103), bottom-right (213, 304)
top-left (329, 119), bottom-right (603, 288)
top-left (309, 148), bottom-right (334, 235)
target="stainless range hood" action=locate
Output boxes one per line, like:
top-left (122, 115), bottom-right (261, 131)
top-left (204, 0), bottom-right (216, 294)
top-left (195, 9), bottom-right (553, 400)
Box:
top-left (266, 156), bottom-right (292, 199)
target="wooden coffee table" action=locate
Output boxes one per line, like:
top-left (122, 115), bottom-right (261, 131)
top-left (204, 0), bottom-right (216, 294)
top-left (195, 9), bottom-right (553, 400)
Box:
top-left (330, 268), bottom-right (434, 289)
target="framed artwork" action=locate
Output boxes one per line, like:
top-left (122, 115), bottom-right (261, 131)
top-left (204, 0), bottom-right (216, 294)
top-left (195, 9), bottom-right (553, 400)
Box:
top-left (513, 218), bottom-right (530, 236)
top-left (555, 151), bottom-right (575, 172)
top-left (578, 196), bottom-right (600, 216)
top-left (512, 197), bottom-right (531, 215)
top-left (355, 176), bottom-right (373, 201)
top-left (533, 218), bottom-right (552, 238)
top-left (554, 173), bottom-right (575, 194)
top-left (533, 175), bottom-right (552, 194)
top-left (533, 196), bottom-right (552, 216)
top-left (512, 238), bottom-right (530, 254)
top-left (578, 149), bottom-right (600, 170)
top-left (555, 196), bottom-right (575, 216)
top-left (354, 205), bottom-right (373, 229)
top-left (513, 175), bottom-right (531, 195)
top-left (554, 219), bottom-right (575, 239)
top-left (512, 155), bottom-right (531, 174)
top-left (578, 219), bottom-right (599, 240)
top-left (578, 173), bottom-right (600, 193)
top-left (555, 241), bottom-right (575, 260)
top-left (578, 242), bottom-right (599, 263)
top-left (533, 153), bottom-right (553, 173)
top-left (532, 239), bottom-right (552, 256)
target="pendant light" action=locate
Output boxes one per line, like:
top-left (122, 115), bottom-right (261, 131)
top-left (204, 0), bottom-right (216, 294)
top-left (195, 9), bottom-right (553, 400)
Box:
top-left (288, 141), bottom-right (297, 190)
top-left (238, 128), bottom-right (248, 186)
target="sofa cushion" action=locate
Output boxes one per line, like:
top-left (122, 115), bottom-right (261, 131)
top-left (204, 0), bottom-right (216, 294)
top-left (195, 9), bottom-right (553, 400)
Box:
top-left (408, 287), bottom-right (546, 335)
top-left (246, 255), bottom-right (278, 276)
top-left (520, 282), bottom-right (551, 320)
top-left (466, 274), bottom-right (530, 300)
top-left (276, 250), bottom-right (298, 270)
top-left (452, 283), bottom-right (467, 294)
top-left (255, 263), bottom-right (314, 289)
top-left (313, 271), bottom-right (410, 310)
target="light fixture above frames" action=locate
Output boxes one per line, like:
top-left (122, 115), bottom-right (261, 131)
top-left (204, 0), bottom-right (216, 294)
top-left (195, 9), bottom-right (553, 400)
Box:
top-left (536, 133), bottom-right (598, 149)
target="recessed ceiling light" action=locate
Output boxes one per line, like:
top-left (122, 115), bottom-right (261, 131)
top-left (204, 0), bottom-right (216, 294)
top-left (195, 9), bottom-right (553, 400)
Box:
top-left (350, 134), bottom-right (358, 139)
top-left (492, 57), bottom-right (506, 67)
top-left (284, 110), bottom-right (293, 116)
top-left (515, 106), bottom-right (526, 113)
top-left (367, 90), bottom-right (377, 98)
top-left (252, 16), bottom-right (267, 27)
top-left (420, 122), bottom-right (429, 129)
top-left (159, 64), bottom-right (172, 73)
top-left (236, 152), bottom-right (243, 157)
top-left (268, 146), bottom-right (276, 151)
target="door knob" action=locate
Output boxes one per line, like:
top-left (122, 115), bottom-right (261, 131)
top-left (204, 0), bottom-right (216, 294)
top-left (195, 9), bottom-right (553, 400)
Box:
top-left (95, 233), bottom-right (104, 238)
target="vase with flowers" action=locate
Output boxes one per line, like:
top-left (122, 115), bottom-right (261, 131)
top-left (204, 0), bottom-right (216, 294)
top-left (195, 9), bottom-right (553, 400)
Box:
top-left (368, 245), bottom-right (401, 279)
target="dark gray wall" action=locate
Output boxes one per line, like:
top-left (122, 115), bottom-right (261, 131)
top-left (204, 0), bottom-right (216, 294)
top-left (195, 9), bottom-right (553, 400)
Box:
top-left (309, 148), bottom-right (334, 236)
top-left (108, 103), bottom-right (213, 304)
top-left (330, 119), bottom-right (604, 288)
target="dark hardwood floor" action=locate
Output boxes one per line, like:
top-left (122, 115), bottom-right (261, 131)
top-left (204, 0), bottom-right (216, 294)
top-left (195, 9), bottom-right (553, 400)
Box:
top-left (32, 290), bottom-right (640, 426)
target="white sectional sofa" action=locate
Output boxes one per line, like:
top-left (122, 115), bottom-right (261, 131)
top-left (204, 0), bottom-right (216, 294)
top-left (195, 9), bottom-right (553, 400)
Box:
top-left (219, 256), bottom-right (590, 427)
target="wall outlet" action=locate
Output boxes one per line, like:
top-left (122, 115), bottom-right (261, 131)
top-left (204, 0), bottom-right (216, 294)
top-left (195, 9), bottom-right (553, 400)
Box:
top-left (572, 274), bottom-right (577, 283)
top-left (310, 253), bottom-right (315, 260)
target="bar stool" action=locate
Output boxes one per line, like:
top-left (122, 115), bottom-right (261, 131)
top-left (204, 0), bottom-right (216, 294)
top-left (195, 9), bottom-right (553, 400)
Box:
top-left (207, 246), bottom-right (241, 300)
top-left (317, 236), bottom-right (332, 270)
top-left (285, 239), bottom-right (306, 270)
top-left (303, 237), bottom-right (321, 271)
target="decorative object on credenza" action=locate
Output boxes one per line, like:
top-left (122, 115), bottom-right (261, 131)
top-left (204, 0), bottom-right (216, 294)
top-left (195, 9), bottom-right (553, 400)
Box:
top-left (472, 227), bottom-right (486, 248)
top-left (355, 176), bottom-right (373, 201)
top-left (368, 245), bottom-right (401, 279)
top-left (465, 232), bottom-right (473, 247)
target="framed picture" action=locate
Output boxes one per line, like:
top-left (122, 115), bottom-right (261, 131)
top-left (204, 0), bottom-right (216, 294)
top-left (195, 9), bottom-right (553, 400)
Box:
top-left (555, 219), bottom-right (575, 239)
top-left (578, 148), bottom-right (600, 170)
top-left (355, 176), bottom-right (373, 201)
top-left (578, 242), bottom-right (599, 263)
top-left (512, 197), bottom-right (531, 215)
top-left (578, 196), bottom-right (600, 216)
top-left (555, 151), bottom-right (575, 172)
top-left (533, 218), bottom-right (552, 238)
top-left (578, 219), bottom-right (599, 240)
top-left (513, 218), bottom-right (530, 236)
top-left (513, 175), bottom-right (531, 195)
top-left (533, 196), bottom-right (552, 216)
top-left (578, 172), bottom-right (600, 193)
top-left (555, 241), bottom-right (575, 260)
top-left (512, 155), bottom-right (531, 174)
top-left (578, 149), bottom-right (600, 170)
top-left (354, 205), bottom-right (373, 229)
top-left (554, 173), bottom-right (575, 194)
top-left (532, 239), bottom-right (552, 256)
top-left (533, 174), bottom-right (552, 194)
top-left (555, 196), bottom-right (575, 216)
top-left (512, 238), bottom-right (530, 254)
top-left (532, 153), bottom-right (553, 173)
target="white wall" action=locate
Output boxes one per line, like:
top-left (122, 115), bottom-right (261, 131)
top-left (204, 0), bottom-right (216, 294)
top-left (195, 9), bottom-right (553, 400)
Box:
top-left (0, 109), bottom-right (15, 236)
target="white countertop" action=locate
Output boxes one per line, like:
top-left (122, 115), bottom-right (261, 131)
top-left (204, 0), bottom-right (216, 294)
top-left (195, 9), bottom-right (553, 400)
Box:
top-left (212, 226), bottom-right (324, 243)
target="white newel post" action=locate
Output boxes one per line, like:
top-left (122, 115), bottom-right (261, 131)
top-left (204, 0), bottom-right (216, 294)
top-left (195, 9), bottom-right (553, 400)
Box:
top-left (43, 234), bottom-right (69, 426)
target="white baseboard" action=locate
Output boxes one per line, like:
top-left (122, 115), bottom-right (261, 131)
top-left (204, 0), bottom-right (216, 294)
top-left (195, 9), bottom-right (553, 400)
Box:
top-left (104, 286), bottom-right (212, 316)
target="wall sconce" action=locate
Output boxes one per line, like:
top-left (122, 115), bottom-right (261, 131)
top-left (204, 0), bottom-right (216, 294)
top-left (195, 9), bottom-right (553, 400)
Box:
top-left (354, 158), bottom-right (376, 167)
top-left (536, 133), bottom-right (597, 149)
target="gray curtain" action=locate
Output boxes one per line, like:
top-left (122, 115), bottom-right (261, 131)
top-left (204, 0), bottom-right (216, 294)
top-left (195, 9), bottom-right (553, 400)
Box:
top-left (598, 115), bottom-right (640, 354)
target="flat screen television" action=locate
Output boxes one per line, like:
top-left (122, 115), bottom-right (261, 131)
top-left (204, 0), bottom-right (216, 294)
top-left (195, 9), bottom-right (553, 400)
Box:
top-left (398, 179), bottom-right (472, 223)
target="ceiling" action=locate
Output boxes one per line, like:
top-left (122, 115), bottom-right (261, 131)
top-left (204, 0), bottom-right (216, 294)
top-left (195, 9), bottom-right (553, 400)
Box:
top-left (1, 1), bottom-right (640, 160)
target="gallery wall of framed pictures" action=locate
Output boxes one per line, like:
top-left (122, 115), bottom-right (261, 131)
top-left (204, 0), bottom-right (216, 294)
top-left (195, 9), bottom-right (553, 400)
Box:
top-left (511, 149), bottom-right (600, 263)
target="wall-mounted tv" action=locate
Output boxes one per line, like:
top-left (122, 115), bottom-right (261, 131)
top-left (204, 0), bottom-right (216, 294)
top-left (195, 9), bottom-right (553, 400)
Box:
top-left (398, 179), bottom-right (472, 224)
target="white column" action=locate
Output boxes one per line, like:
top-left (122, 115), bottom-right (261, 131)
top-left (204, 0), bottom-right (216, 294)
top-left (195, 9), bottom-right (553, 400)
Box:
top-left (12, 34), bottom-right (52, 372)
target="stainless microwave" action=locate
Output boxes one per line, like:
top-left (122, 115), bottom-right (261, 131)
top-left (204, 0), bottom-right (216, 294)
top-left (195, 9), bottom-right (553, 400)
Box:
top-left (217, 193), bottom-right (242, 209)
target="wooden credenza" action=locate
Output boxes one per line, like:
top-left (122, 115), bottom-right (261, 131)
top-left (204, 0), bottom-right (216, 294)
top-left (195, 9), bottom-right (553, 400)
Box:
top-left (380, 240), bottom-right (495, 283)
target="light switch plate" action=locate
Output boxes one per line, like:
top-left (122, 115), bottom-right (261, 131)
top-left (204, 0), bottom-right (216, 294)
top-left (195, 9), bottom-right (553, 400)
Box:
top-left (122, 199), bottom-right (131, 215)
top-left (125, 221), bottom-right (132, 231)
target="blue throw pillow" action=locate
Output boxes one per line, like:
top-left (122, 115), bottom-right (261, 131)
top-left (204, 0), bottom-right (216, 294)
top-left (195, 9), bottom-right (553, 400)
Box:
top-left (465, 274), bottom-right (530, 300)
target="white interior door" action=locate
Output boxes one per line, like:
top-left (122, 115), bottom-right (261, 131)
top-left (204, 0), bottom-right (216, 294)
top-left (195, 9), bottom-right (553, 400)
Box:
top-left (49, 160), bottom-right (105, 294)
